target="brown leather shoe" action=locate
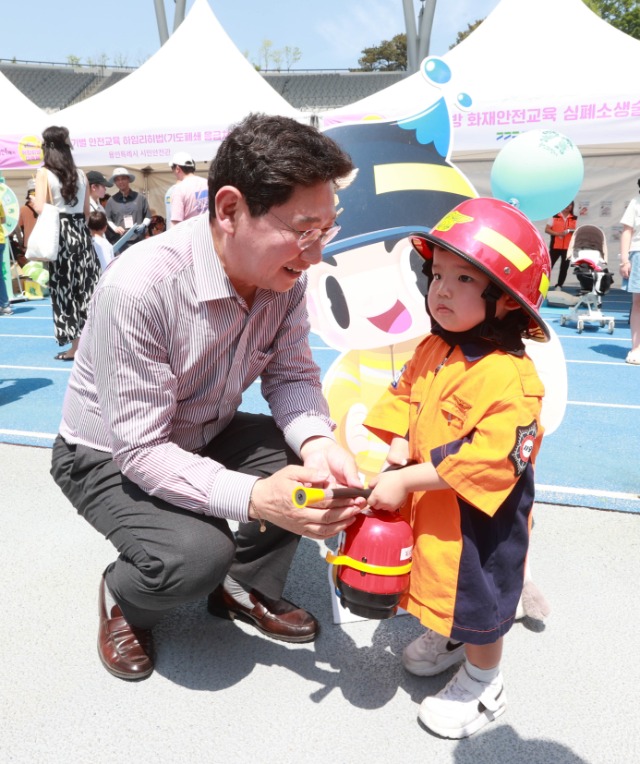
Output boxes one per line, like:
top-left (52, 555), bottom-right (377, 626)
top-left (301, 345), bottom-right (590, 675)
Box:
top-left (98, 577), bottom-right (154, 680)
top-left (207, 585), bottom-right (319, 643)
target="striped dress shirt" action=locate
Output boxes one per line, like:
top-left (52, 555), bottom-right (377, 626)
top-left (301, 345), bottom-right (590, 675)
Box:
top-left (59, 214), bottom-right (335, 522)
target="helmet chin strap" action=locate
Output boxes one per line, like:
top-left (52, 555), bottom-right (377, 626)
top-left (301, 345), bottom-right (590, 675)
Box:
top-left (480, 282), bottom-right (503, 322)
top-left (423, 264), bottom-right (526, 356)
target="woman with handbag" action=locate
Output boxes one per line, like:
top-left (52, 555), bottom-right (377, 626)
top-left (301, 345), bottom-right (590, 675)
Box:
top-left (34, 125), bottom-right (101, 361)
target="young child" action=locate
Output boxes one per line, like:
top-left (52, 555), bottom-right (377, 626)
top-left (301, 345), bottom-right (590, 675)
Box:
top-left (364, 197), bottom-right (551, 739)
top-left (88, 210), bottom-right (115, 272)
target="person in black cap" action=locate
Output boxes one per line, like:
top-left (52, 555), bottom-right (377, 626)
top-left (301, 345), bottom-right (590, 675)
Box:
top-left (87, 170), bottom-right (113, 213)
top-left (87, 170), bottom-right (113, 212)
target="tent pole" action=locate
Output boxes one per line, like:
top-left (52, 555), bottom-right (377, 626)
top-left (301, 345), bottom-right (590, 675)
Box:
top-left (174, 0), bottom-right (187, 32)
top-left (417, 0), bottom-right (437, 64)
top-left (153, 0), bottom-right (170, 45)
top-left (402, 0), bottom-right (419, 74)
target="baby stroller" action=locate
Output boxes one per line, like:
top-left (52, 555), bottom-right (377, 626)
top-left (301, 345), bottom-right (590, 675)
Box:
top-left (559, 225), bottom-right (615, 334)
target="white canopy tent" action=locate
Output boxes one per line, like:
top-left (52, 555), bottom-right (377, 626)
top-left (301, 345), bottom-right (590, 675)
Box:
top-left (442, 0), bottom-right (640, 152)
top-left (9, 0), bottom-right (303, 215)
top-left (55, 0), bottom-right (301, 169)
top-left (0, 71), bottom-right (48, 173)
top-left (323, 0), bottom-right (639, 152)
top-left (321, 0), bottom-right (640, 253)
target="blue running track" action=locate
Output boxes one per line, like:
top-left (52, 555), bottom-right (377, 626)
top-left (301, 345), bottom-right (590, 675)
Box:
top-left (1, 288), bottom-right (637, 513)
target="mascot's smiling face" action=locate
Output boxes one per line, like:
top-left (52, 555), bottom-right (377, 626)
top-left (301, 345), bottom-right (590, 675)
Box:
top-left (306, 235), bottom-right (431, 350)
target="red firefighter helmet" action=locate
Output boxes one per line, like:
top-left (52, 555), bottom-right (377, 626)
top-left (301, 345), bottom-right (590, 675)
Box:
top-left (410, 197), bottom-right (551, 341)
top-left (326, 509), bottom-right (413, 619)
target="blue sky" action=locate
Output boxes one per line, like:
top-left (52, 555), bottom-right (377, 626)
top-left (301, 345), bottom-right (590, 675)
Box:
top-left (0, 0), bottom-right (500, 71)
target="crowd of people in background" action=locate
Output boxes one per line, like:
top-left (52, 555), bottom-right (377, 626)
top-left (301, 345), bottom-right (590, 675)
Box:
top-left (0, 135), bottom-right (209, 350)
top-left (0, 125), bottom-right (636, 372)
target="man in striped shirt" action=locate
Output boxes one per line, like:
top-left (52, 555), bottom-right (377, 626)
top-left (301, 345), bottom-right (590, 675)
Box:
top-left (51, 113), bottom-right (365, 681)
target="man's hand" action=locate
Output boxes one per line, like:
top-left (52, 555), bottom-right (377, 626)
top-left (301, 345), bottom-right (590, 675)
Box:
top-left (250, 465), bottom-right (363, 541)
top-left (300, 436), bottom-right (362, 489)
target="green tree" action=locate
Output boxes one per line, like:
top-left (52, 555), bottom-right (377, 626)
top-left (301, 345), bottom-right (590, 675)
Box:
top-left (259, 39), bottom-right (274, 71)
top-left (357, 33), bottom-right (407, 71)
top-left (451, 0), bottom-right (639, 45)
top-left (271, 48), bottom-right (283, 72)
top-left (594, 0), bottom-right (640, 38)
top-left (357, 0), bottom-right (638, 71)
top-left (283, 45), bottom-right (302, 71)
top-left (112, 53), bottom-right (130, 68)
top-left (450, 19), bottom-right (483, 48)
top-left (252, 41), bottom-right (302, 71)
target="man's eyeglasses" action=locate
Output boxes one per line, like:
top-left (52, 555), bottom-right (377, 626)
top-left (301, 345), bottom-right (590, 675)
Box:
top-left (268, 210), bottom-right (341, 251)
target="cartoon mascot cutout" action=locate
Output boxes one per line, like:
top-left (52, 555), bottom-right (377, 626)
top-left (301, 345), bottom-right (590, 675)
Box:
top-left (308, 58), bottom-right (477, 479)
top-left (309, 57), bottom-right (567, 483)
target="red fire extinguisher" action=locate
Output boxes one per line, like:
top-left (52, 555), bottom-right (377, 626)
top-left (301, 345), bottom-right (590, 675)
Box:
top-left (292, 485), bottom-right (413, 620)
top-left (327, 509), bottom-right (413, 619)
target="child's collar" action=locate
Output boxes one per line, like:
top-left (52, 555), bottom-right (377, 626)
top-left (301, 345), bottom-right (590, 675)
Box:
top-left (431, 313), bottom-right (527, 358)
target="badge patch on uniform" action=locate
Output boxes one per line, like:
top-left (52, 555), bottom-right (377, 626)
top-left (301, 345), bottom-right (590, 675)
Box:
top-left (509, 421), bottom-right (537, 476)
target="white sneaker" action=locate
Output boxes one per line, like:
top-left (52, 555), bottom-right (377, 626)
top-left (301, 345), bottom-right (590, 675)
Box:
top-left (402, 628), bottom-right (465, 676)
top-left (418, 664), bottom-right (507, 739)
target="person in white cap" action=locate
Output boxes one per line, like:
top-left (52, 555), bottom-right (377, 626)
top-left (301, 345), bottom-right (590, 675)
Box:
top-left (105, 167), bottom-right (149, 251)
top-left (168, 151), bottom-right (208, 226)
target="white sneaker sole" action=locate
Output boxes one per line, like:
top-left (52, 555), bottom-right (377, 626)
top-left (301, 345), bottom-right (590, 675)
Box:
top-left (402, 643), bottom-right (465, 677)
top-left (418, 689), bottom-right (507, 739)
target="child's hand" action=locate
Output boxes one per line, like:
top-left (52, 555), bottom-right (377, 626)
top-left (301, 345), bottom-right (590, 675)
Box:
top-left (366, 470), bottom-right (409, 512)
top-left (383, 436), bottom-right (410, 470)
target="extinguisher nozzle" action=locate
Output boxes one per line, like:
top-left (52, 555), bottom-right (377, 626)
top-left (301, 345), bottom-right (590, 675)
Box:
top-left (292, 486), bottom-right (371, 507)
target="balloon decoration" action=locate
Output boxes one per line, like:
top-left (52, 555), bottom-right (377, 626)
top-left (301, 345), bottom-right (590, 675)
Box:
top-left (22, 260), bottom-right (49, 286)
top-left (491, 130), bottom-right (584, 221)
top-left (21, 261), bottom-right (43, 280)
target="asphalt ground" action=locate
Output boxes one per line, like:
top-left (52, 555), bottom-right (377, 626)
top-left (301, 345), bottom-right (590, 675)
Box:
top-left (1, 445), bottom-right (638, 764)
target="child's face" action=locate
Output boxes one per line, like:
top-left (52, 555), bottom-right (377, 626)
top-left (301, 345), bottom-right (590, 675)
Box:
top-left (428, 246), bottom-right (510, 332)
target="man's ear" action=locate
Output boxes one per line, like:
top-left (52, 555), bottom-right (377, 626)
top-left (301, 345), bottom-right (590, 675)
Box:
top-left (214, 186), bottom-right (242, 234)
